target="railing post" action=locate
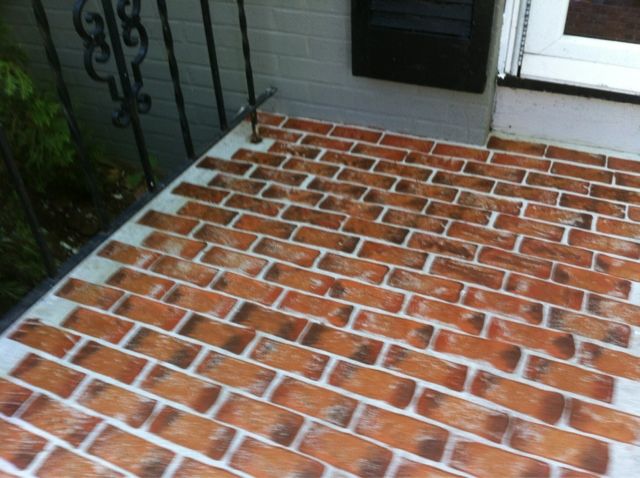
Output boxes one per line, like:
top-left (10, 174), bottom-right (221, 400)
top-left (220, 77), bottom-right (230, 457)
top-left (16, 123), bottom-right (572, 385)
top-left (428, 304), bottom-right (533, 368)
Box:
top-left (157, 0), bottom-right (195, 159)
top-left (0, 125), bottom-right (56, 277)
top-left (200, 0), bottom-right (228, 131)
top-left (32, 0), bottom-right (109, 229)
top-left (236, 0), bottom-right (261, 143)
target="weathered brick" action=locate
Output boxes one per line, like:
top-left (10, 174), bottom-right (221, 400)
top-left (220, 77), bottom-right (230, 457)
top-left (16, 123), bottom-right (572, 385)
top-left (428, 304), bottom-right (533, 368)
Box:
top-left (283, 117), bottom-right (332, 134)
top-left (546, 146), bottom-right (605, 166)
top-left (329, 279), bottom-right (405, 312)
top-left (318, 253), bottom-right (388, 284)
top-left (201, 246), bottom-right (267, 276)
top-left (435, 329), bottom-right (521, 372)
top-left (479, 247), bottom-right (552, 279)
top-left (279, 291), bottom-right (353, 327)
top-left (570, 399), bottom-right (640, 444)
top-left (358, 241), bottom-right (428, 270)
top-left (98, 240), bottom-right (159, 268)
top-left (492, 151), bottom-right (550, 171)
top-left (72, 341), bottom-right (146, 384)
top-left (458, 191), bottom-right (522, 214)
top-left (302, 134), bottom-right (353, 151)
top-left (408, 232), bottom-right (477, 260)
top-left (210, 173), bottom-right (266, 194)
top-left (270, 142), bottom-right (321, 159)
top-left (579, 342), bottom-right (640, 381)
top-left (495, 182), bottom-right (558, 204)
top-left (197, 351), bottom-right (276, 395)
top-left (450, 441), bottom-right (550, 478)
top-left (494, 214), bottom-right (564, 242)
top-left (302, 323), bottom-right (383, 365)
top-left (138, 210), bottom-right (198, 234)
top-left (11, 354), bottom-right (84, 398)
top-left (78, 379), bottom-right (155, 427)
top-left (294, 226), bottom-right (359, 253)
top-left (106, 268), bottom-right (174, 299)
top-left (265, 262), bottom-right (334, 293)
top-left (363, 189), bottom-right (428, 211)
top-left (125, 328), bottom-right (201, 368)
top-left (520, 237), bottom-right (592, 267)
top-left (526, 204), bottom-right (592, 229)
top-left (234, 214), bottom-right (296, 239)
top-left (464, 287), bottom-right (543, 323)
top-left (251, 166), bottom-right (307, 186)
top-left (251, 338), bottom-right (328, 380)
top-left (569, 229), bottom-right (640, 259)
top-left (232, 302), bottom-right (307, 340)
top-left (0, 378), bottom-right (32, 416)
top-left (433, 171), bottom-right (494, 192)
top-left (488, 136), bottom-right (547, 156)
top-left (194, 224), bottom-right (257, 250)
top-left (381, 133), bottom-right (434, 152)
top-left (332, 125), bottom-right (382, 143)
top-left (173, 182), bottom-right (228, 204)
top-left (320, 195), bottom-right (383, 220)
top-left (554, 264), bottom-right (631, 298)
top-left (115, 295), bottom-right (185, 330)
top-left (338, 167), bottom-right (396, 189)
top-left (560, 193), bottom-right (625, 218)
top-left (383, 209), bottom-right (447, 233)
top-left (426, 201), bottom-right (491, 224)
top-left (0, 419), bottom-right (47, 470)
top-left (506, 274), bottom-right (584, 309)
top-left (353, 142), bottom-right (406, 161)
top-left (10, 319), bottom-right (79, 357)
top-left (549, 307), bottom-right (630, 347)
top-left (254, 237), bottom-right (320, 266)
top-left (36, 447), bottom-right (121, 478)
top-left (56, 278), bottom-right (123, 310)
top-left (151, 255), bottom-right (217, 286)
top-left (143, 231), bottom-right (206, 259)
top-left (406, 151), bottom-right (465, 171)
top-left (433, 143), bottom-right (489, 161)
top-left (488, 318), bottom-right (575, 359)
top-left (343, 217), bottom-right (408, 244)
top-left (283, 205), bottom-right (344, 229)
top-left (179, 314), bottom-right (255, 353)
top-left (588, 295), bottom-right (640, 326)
top-left (213, 272), bottom-right (283, 305)
top-left (430, 257), bottom-right (504, 289)
top-left (407, 295), bottom-right (484, 334)
top-left (388, 269), bottom-right (463, 302)
top-left (165, 284), bottom-right (237, 317)
top-left (354, 310), bottom-right (433, 348)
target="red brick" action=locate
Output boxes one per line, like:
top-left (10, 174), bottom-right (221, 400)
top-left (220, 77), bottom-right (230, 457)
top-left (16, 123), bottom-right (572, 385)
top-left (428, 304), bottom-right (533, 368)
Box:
top-left (457, 191), bottom-right (522, 214)
top-left (579, 342), bottom-right (640, 381)
top-left (546, 146), bottom-right (605, 166)
top-left (488, 136), bottom-right (547, 156)
top-left (251, 338), bottom-right (328, 380)
top-left (284, 205), bottom-right (345, 230)
top-left (294, 226), bottom-right (359, 253)
top-left (492, 152), bottom-right (551, 171)
top-left (608, 155), bottom-right (640, 173)
top-left (210, 173), bottom-right (266, 194)
top-left (143, 231), bottom-right (206, 259)
top-left (448, 222), bottom-right (516, 249)
top-left (225, 193), bottom-right (283, 216)
top-left (11, 354), bottom-right (84, 398)
top-left (506, 274), bottom-right (584, 309)
top-left (526, 204), bottom-right (593, 229)
top-left (407, 295), bottom-right (484, 334)
top-left (197, 351), bottom-right (276, 395)
top-left (20, 395), bottom-right (99, 446)
top-left (358, 241), bottom-right (428, 269)
top-left (213, 272), bottom-right (282, 305)
top-left (488, 318), bottom-right (575, 359)
top-left (233, 148), bottom-right (286, 167)
top-left (301, 423), bottom-right (392, 476)
top-left (330, 360), bottom-right (416, 407)
top-left (495, 182), bottom-right (559, 204)
top-left (381, 133), bottom-right (434, 152)
top-left (72, 341), bottom-right (146, 384)
top-left (173, 182), bottom-right (228, 204)
top-left (527, 172), bottom-right (590, 193)
top-left (36, 447), bottom-right (122, 478)
top-left (526, 356), bottom-right (614, 402)
top-left (201, 246), bottom-right (266, 276)
top-left (344, 217), bottom-right (408, 244)
top-left (0, 378), bottom-right (32, 416)
top-left (115, 295), bottom-right (185, 330)
top-left (98, 240), bottom-right (159, 268)
top-left (406, 151), bottom-right (465, 171)
top-left (479, 247), bottom-right (552, 279)
top-left (106, 268), bottom-right (173, 299)
top-left (150, 407), bottom-right (234, 458)
top-left (165, 284), bottom-right (236, 317)
top-left (173, 458), bottom-right (237, 478)
top-left (338, 167), bottom-right (395, 189)
top-left (302, 133), bottom-right (353, 151)
top-left (231, 437), bottom-right (324, 478)
top-left (570, 399), bottom-right (640, 444)
top-left (138, 210), bottom-right (198, 234)
top-left (262, 184), bottom-right (323, 205)
top-left (302, 323), bottom-right (382, 365)
top-left (433, 143), bottom-right (489, 161)
top-left (383, 209), bottom-right (447, 233)
top-left (151, 255), bottom-right (217, 286)
top-left (320, 195), bottom-right (382, 220)
top-left (554, 264), bottom-right (631, 298)
top-left (216, 393), bottom-right (303, 445)
top-left (0, 419), bottom-right (47, 470)
top-left (251, 166), bottom-right (306, 186)
top-left (319, 253), bottom-right (387, 284)
top-left (141, 364), bottom-right (220, 412)
top-left (374, 161), bottom-right (433, 181)
top-left (431, 257), bottom-right (504, 289)
top-left (389, 269), bottom-right (462, 302)
top-left (408, 232), bottom-right (477, 260)
top-left (552, 162), bottom-right (613, 183)
top-left (354, 310), bottom-right (433, 348)
top-left (510, 419), bottom-right (609, 474)
top-left (78, 379), bottom-right (155, 427)
top-left (353, 142), bottom-right (406, 161)
top-left (126, 328), bottom-right (201, 368)
top-left (416, 388), bottom-right (508, 442)
top-left (384, 345), bottom-right (467, 391)
top-left (56, 278), bottom-right (123, 310)
top-left (464, 287), bottom-right (543, 324)
top-left (284, 157), bottom-right (339, 177)
top-left (255, 237), bottom-right (320, 266)
top-left (596, 254), bottom-right (640, 282)
top-left (321, 150), bottom-right (375, 170)
top-left (364, 189), bottom-right (428, 211)
top-left (450, 441), bottom-right (550, 478)
top-left (560, 193), bottom-right (626, 217)
top-left (270, 141), bottom-right (321, 159)
top-left (179, 314), bottom-right (254, 353)
top-left (393, 459), bottom-right (461, 478)
top-left (332, 124), bottom-right (381, 142)
top-left (628, 206), bottom-right (640, 221)
top-left (495, 214), bottom-right (564, 241)
top-left (279, 291), bottom-right (353, 327)
top-left (471, 370), bottom-right (565, 424)
top-left (200, 155), bottom-right (253, 173)
top-left (588, 295), bottom-right (640, 327)
top-left (234, 214), bottom-right (295, 239)
top-left (521, 237), bottom-right (592, 267)
top-left (433, 171), bottom-right (494, 192)
top-left (88, 425), bottom-right (174, 477)
top-left (265, 262), bottom-right (334, 293)
top-left (465, 161), bottom-right (526, 182)
top-left (426, 201), bottom-right (492, 224)
top-left (570, 229), bottom-right (640, 259)
top-left (357, 405), bottom-right (448, 460)
top-left (591, 184), bottom-right (640, 205)
top-left (435, 329), bottom-right (521, 372)
top-left (272, 377), bottom-right (357, 426)
top-left (597, 217), bottom-right (640, 239)
top-left (283, 117), bottom-right (332, 134)
top-left (9, 319), bottom-right (79, 357)
top-left (194, 224), bottom-right (257, 250)
top-left (549, 307), bottom-right (630, 347)
top-left (232, 302), bottom-right (307, 340)
top-left (329, 278), bottom-right (405, 312)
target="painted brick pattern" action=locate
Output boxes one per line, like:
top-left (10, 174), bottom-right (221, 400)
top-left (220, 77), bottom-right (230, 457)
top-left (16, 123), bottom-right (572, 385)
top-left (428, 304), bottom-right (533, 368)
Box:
top-left (1, 115), bottom-right (640, 477)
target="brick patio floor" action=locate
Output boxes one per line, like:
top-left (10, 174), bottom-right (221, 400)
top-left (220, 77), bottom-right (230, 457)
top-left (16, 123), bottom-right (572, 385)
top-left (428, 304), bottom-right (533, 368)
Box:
top-left (1, 113), bottom-right (640, 477)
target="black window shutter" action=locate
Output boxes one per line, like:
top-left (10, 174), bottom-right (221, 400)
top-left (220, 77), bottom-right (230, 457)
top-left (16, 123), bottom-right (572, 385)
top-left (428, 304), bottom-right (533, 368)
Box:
top-left (352, 0), bottom-right (497, 93)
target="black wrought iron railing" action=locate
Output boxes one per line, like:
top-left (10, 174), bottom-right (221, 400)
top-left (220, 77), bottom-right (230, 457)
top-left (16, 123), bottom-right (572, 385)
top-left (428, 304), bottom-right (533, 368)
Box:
top-left (0, 0), bottom-right (276, 324)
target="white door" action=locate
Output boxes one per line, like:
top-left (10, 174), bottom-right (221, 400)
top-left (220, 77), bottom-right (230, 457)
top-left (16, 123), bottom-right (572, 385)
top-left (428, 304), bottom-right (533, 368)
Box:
top-left (514, 0), bottom-right (640, 94)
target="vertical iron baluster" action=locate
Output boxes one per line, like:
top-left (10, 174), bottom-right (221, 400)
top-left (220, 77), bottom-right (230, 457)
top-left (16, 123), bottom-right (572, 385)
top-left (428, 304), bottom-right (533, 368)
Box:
top-left (0, 125), bottom-right (56, 277)
top-left (100, 0), bottom-right (156, 191)
top-left (157, 0), bottom-right (195, 159)
top-left (200, 0), bottom-right (228, 131)
top-left (236, 0), bottom-right (261, 143)
top-left (32, 0), bottom-right (109, 229)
